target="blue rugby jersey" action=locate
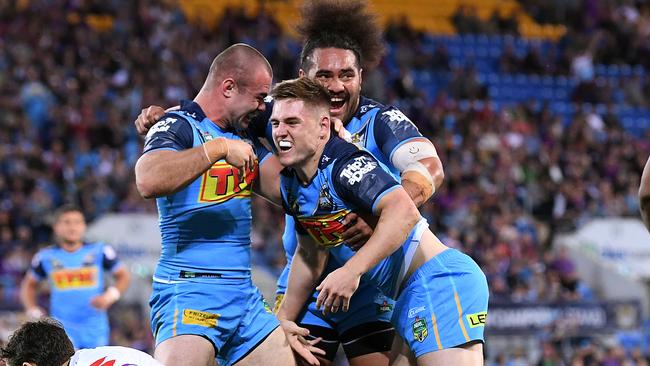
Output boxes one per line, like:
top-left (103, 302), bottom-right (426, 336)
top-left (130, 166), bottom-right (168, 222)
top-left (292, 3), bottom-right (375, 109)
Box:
top-left (29, 242), bottom-right (122, 323)
top-left (142, 100), bottom-right (271, 281)
top-left (280, 137), bottom-right (421, 298)
top-left (275, 96), bottom-right (424, 293)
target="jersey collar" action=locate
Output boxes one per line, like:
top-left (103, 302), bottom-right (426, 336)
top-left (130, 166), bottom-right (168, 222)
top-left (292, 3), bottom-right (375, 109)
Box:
top-left (179, 100), bottom-right (207, 121)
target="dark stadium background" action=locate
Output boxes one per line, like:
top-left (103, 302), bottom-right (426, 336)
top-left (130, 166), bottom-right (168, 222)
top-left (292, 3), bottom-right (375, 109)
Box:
top-left (1, 0), bottom-right (650, 365)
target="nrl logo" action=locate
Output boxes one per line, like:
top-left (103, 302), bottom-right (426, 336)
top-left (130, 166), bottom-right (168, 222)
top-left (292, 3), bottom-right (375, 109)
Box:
top-left (412, 316), bottom-right (428, 342)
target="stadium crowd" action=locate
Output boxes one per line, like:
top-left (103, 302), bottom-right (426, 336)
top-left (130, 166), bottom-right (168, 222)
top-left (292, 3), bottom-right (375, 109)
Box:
top-left (0, 0), bottom-right (649, 364)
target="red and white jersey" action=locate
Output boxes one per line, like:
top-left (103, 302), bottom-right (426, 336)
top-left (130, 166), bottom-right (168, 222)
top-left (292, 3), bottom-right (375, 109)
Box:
top-left (69, 346), bottom-right (164, 366)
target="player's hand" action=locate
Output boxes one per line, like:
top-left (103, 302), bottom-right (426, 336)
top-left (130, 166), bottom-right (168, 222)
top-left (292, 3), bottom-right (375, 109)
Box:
top-left (90, 287), bottom-right (120, 310)
top-left (332, 117), bottom-right (352, 142)
top-left (280, 319), bottom-right (325, 366)
top-left (224, 139), bottom-right (258, 175)
top-left (135, 105), bottom-right (166, 135)
top-left (315, 266), bottom-right (361, 315)
top-left (341, 212), bottom-right (374, 251)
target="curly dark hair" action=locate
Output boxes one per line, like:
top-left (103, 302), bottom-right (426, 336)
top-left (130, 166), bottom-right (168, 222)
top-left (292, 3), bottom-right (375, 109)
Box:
top-left (297, 0), bottom-right (385, 71)
top-left (0, 319), bottom-right (74, 366)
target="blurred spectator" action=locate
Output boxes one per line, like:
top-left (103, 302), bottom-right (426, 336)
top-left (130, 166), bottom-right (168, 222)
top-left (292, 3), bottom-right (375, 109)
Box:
top-left (452, 5), bottom-right (484, 35)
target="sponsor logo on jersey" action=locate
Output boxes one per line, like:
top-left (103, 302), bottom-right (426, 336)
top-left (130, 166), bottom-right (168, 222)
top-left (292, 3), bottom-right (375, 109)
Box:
top-left (377, 300), bottom-right (393, 314)
top-left (50, 258), bottom-right (65, 270)
top-left (466, 311), bottom-right (487, 328)
top-left (359, 104), bottom-right (376, 114)
top-left (408, 306), bottom-right (426, 318)
top-left (82, 253), bottom-right (95, 266)
top-left (382, 109), bottom-right (410, 123)
top-left (198, 162), bottom-right (257, 203)
top-left (340, 156), bottom-right (377, 185)
top-left (51, 266), bottom-right (98, 290)
top-left (90, 357), bottom-right (116, 366)
top-left (181, 309), bottom-right (220, 328)
top-left (297, 209), bottom-right (350, 248)
top-left (412, 316), bottom-right (428, 342)
top-left (146, 117), bottom-right (178, 137)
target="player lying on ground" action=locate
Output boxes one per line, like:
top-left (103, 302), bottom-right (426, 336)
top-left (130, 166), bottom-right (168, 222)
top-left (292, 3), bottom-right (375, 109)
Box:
top-left (0, 318), bottom-right (164, 366)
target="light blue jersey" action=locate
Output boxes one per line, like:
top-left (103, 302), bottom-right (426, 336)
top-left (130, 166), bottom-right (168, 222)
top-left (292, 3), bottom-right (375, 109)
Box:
top-left (271, 97), bottom-right (424, 359)
top-left (143, 100), bottom-right (277, 366)
top-left (281, 137), bottom-right (489, 357)
top-left (29, 242), bottom-right (122, 348)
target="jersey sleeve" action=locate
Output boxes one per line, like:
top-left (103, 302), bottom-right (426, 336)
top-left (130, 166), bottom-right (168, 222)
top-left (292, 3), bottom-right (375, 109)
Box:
top-left (29, 252), bottom-right (47, 280)
top-left (101, 244), bottom-right (123, 272)
top-left (142, 114), bottom-right (194, 154)
top-left (373, 106), bottom-right (423, 160)
top-left (332, 151), bottom-right (400, 214)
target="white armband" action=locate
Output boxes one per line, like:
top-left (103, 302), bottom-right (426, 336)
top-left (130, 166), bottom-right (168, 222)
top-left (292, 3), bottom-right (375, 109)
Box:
top-left (105, 286), bottom-right (121, 303)
top-left (391, 140), bottom-right (439, 186)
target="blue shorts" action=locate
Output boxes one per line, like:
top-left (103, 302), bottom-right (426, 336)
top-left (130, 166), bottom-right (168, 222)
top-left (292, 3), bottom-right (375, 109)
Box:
top-left (275, 258), bottom-right (394, 333)
top-left (392, 249), bottom-right (489, 358)
top-left (59, 317), bottom-right (109, 349)
top-left (275, 258), bottom-right (395, 360)
top-left (150, 278), bottom-right (279, 366)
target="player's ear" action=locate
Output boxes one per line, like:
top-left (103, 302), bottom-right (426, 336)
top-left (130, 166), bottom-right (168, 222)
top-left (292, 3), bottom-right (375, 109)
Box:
top-left (222, 78), bottom-right (236, 98)
top-left (358, 68), bottom-right (363, 84)
top-left (298, 69), bottom-right (306, 78)
top-left (320, 115), bottom-right (330, 139)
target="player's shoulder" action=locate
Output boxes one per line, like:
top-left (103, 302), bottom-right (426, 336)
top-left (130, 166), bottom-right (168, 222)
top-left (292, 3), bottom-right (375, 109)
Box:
top-left (35, 244), bottom-right (59, 256)
top-left (353, 96), bottom-right (385, 118)
top-left (80, 241), bottom-right (103, 251)
top-left (320, 136), bottom-right (361, 168)
top-left (356, 96), bottom-right (412, 124)
top-left (145, 100), bottom-right (206, 138)
top-left (144, 112), bottom-right (192, 139)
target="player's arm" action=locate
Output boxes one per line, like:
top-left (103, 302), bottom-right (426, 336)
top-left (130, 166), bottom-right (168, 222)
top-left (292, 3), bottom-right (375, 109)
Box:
top-left (91, 245), bottom-right (131, 310)
top-left (135, 117), bottom-right (255, 198)
top-left (253, 145), bottom-right (283, 206)
top-left (375, 107), bottom-right (444, 207)
top-left (317, 152), bottom-right (421, 314)
top-left (393, 137), bottom-right (443, 207)
top-left (20, 253), bottom-right (47, 318)
top-left (276, 233), bottom-right (328, 321)
top-left (276, 232), bottom-right (328, 365)
top-left (639, 156), bottom-right (650, 231)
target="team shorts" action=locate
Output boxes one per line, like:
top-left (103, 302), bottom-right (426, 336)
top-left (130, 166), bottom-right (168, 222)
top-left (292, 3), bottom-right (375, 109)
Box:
top-left (275, 260), bottom-right (395, 361)
top-left (60, 317), bottom-right (109, 349)
top-left (150, 278), bottom-right (278, 366)
top-left (392, 248), bottom-right (489, 358)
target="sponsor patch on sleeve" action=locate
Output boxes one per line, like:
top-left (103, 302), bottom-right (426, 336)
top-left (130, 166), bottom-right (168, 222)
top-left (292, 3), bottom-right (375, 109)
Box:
top-left (339, 155), bottom-right (378, 185)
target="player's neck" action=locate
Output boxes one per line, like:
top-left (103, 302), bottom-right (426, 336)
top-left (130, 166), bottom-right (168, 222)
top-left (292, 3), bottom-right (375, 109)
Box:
top-left (58, 240), bottom-right (83, 252)
top-left (61, 360), bottom-right (70, 366)
top-left (194, 93), bottom-right (228, 130)
top-left (295, 141), bottom-right (327, 184)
